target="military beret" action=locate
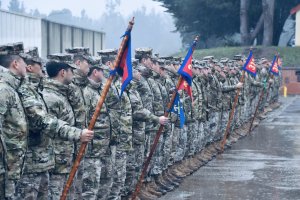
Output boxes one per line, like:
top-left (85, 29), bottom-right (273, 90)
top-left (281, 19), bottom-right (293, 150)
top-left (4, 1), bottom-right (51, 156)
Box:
top-left (0, 42), bottom-right (29, 59)
top-left (25, 47), bottom-right (44, 64)
top-left (135, 47), bottom-right (152, 59)
top-left (47, 53), bottom-right (78, 69)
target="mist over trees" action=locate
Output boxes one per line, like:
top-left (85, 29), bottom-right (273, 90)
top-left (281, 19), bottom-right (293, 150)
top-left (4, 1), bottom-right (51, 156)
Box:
top-left (3, 0), bottom-right (182, 55)
top-left (155, 0), bottom-right (300, 48)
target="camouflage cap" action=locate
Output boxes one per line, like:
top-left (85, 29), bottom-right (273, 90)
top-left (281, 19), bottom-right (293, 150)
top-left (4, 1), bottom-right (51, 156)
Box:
top-left (89, 56), bottom-right (110, 70)
top-left (259, 57), bottom-right (269, 64)
top-left (25, 47), bottom-right (43, 64)
top-left (135, 47), bottom-right (152, 59)
top-left (97, 49), bottom-right (118, 59)
top-left (233, 55), bottom-right (242, 60)
top-left (47, 53), bottom-right (78, 69)
top-left (65, 47), bottom-right (92, 63)
top-left (0, 42), bottom-right (29, 59)
top-left (203, 56), bottom-right (214, 61)
top-left (220, 58), bottom-right (229, 63)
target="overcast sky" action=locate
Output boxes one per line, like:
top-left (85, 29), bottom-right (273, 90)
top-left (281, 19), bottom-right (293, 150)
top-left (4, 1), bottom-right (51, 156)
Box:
top-left (1, 0), bottom-right (166, 18)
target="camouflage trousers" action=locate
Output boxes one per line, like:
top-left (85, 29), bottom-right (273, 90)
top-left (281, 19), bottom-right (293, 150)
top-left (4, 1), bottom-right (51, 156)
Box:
top-left (97, 154), bottom-right (113, 200)
top-left (0, 173), bottom-right (4, 199)
top-left (122, 150), bottom-right (136, 197)
top-left (74, 156), bottom-right (84, 200)
top-left (221, 110), bottom-right (230, 136)
top-left (82, 157), bottom-right (102, 200)
top-left (202, 121), bottom-right (210, 147)
top-left (133, 144), bottom-right (144, 182)
top-left (161, 125), bottom-right (173, 169)
top-left (195, 121), bottom-right (205, 153)
top-left (16, 172), bottom-right (49, 200)
top-left (186, 121), bottom-right (199, 157)
top-left (108, 146), bottom-right (127, 200)
top-left (146, 130), bottom-right (164, 178)
top-left (209, 112), bottom-right (221, 142)
top-left (174, 126), bottom-right (187, 162)
top-left (49, 173), bottom-right (72, 200)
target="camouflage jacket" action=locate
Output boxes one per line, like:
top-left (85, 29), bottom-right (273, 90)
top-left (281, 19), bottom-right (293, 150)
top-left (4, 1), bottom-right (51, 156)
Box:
top-left (83, 79), bottom-right (111, 157)
top-left (147, 72), bottom-right (164, 117)
top-left (19, 73), bottom-right (82, 173)
top-left (42, 79), bottom-right (78, 174)
top-left (221, 76), bottom-right (237, 111)
top-left (0, 71), bottom-right (28, 180)
top-left (114, 79), bottom-right (132, 151)
top-left (135, 73), bottom-right (155, 132)
top-left (126, 81), bottom-right (158, 145)
top-left (208, 74), bottom-right (222, 111)
top-left (68, 70), bottom-right (88, 129)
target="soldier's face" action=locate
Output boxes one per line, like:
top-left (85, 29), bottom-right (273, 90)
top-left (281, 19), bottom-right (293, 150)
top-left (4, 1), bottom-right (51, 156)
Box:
top-left (62, 68), bottom-right (74, 85)
top-left (15, 57), bottom-right (27, 77)
top-left (27, 63), bottom-right (44, 78)
top-left (76, 59), bottom-right (90, 76)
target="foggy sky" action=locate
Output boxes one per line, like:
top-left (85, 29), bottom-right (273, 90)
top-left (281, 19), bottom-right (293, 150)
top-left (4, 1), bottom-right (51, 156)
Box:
top-left (1, 0), bottom-right (166, 18)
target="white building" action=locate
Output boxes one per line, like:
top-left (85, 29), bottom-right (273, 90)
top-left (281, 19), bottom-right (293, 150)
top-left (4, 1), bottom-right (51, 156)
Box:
top-left (0, 9), bottom-right (105, 57)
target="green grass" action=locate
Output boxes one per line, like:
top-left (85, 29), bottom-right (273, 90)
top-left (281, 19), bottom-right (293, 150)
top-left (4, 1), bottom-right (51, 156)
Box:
top-left (177, 46), bottom-right (300, 68)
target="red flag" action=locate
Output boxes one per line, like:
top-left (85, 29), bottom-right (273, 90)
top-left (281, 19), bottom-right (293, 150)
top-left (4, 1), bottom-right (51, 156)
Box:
top-left (178, 79), bottom-right (193, 102)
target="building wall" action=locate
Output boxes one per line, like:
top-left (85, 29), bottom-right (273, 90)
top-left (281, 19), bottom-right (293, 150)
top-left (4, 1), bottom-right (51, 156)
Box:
top-left (282, 68), bottom-right (300, 94)
top-left (0, 9), bottom-right (105, 58)
top-left (296, 12), bottom-right (300, 46)
top-left (41, 19), bottom-right (105, 57)
top-left (0, 9), bottom-right (42, 52)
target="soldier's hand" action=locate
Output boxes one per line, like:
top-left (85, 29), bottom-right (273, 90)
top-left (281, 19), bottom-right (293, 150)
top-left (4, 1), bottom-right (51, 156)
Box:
top-left (80, 129), bottom-right (94, 142)
top-left (236, 82), bottom-right (243, 89)
top-left (159, 116), bottom-right (169, 125)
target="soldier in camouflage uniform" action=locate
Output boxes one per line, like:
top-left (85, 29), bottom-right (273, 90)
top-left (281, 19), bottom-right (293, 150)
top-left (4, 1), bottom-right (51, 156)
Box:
top-left (17, 48), bottom-right (93, 200)
top-left (82, 57), bottom-right (111, 200)
top-left (0, 43), bottom-right (28, 199)
top-left (42, 54), bottom-right (93, 199)
top-left (65, 47), bottom-right (91, 199)
top-left (95, 49), bottom-right (119, 200)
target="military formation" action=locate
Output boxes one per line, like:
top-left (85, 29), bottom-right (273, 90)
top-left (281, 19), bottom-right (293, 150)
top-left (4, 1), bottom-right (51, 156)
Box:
top-left (0, 42), bottom-right (281, 200)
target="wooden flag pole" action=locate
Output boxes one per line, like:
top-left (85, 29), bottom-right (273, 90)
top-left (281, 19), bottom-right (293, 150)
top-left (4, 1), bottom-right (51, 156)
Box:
top-left (248, 74), bottom-right (272, 133)
top-left (220, 70), bottom-right (245, 151)
top-left (60, 17), bottom-right (135, 200)
top-left (131, 36), bottom-right (199, 200)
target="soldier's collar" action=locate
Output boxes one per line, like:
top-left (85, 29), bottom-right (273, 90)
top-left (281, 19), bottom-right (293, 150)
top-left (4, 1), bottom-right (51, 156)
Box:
top-left (25, 73), bottom-right (43, 90)
top-left (0, 71), bottom-right (24, 90)
top-left (88, 78), bottom-right (101, 89)
top-left (72, 69), bottom-right (89, 87)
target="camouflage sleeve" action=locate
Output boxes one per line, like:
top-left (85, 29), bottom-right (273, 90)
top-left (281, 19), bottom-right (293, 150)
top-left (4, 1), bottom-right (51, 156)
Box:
top-left (251, 78), bottom-right (264, 87)
top-left (38, 92), bottom-right (82, 141)
top-left (222, 84), bottom-right (237, 92)
top-left (68, 84), bottom-right (87, 128)
top-left (133, 108), bottom-right (159, 123)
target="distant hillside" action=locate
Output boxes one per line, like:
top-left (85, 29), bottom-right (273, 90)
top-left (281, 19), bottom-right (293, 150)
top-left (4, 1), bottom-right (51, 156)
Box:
top-left (177, 46), bottom-right (300, 68)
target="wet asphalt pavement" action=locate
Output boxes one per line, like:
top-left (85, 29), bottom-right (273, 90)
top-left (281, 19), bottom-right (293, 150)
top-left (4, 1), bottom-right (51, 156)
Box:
top-left (159, 96), bottom-right (300, 200)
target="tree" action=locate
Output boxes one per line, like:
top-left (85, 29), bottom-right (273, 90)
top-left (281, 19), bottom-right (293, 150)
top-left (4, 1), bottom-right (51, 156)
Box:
top-left (8, 0), bottom-right (24, 13)
top-left (155, 0), bottom-right (300, 47)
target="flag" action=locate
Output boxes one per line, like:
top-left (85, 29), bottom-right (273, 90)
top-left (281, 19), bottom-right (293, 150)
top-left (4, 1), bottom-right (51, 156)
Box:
top-left (116, 31), bottom-right (133, 97)
top-left (177, 39), bottom-right (197, 86)
top-left (242, 50), bottom-right (257, 77)
top-left (178, 78), bottom-right (193, 100)
top-left (170, 92), bottom-right (185, 128)
top-left (269, 55), bottom-right (279, 76)
top-left (277, 56), bottom-right (282, 70)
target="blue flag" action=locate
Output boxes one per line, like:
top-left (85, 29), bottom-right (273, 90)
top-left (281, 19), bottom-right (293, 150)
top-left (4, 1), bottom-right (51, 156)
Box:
top-left (269, 55), bottom-right (279, 76)
top-left (177, 39), bottom-right (197, 86)
top-left (170, 92), bottom-right (185, 128)
top-left (117, 31), bottom-right (133, 97)
top-left (242, 50), bottom-right (257, 77)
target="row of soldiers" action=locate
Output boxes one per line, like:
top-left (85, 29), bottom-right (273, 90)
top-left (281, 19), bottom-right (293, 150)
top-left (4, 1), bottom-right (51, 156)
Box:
top-left (0, 42), bottom-right (280, 200)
